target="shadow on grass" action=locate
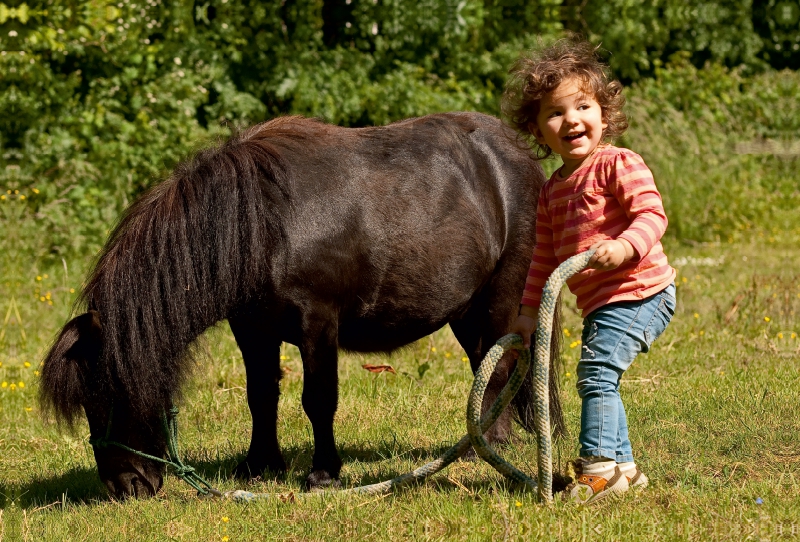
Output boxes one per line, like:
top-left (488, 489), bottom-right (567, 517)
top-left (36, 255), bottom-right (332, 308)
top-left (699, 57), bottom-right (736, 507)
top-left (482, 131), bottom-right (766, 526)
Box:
top-left (12, 467), bottom-right (108, 508)
top-left (339, 442), bottom-right (457, 464)
top-left (13, 441), bottom-right (560, 508)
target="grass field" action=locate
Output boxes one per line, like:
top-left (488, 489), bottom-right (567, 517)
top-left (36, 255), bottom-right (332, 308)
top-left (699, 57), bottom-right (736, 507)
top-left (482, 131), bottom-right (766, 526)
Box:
top-left (1, 239), bottom-right (799, 541)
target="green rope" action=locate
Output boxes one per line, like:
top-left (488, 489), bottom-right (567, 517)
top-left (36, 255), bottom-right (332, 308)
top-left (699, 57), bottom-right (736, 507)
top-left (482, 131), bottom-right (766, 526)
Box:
top-left (91, 250), bottom-right (595, 504)
top-left (89, 406), bottom-right (222, 497)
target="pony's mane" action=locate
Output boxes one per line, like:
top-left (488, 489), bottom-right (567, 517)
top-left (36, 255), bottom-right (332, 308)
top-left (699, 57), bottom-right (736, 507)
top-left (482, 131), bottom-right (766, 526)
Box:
top-left (68, 117), bottom-right (309, 421)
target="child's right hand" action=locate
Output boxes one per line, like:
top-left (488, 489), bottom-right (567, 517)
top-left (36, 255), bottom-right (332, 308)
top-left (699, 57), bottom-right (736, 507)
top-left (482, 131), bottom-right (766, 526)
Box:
top-left (510, 314), bottom-right (538, 348)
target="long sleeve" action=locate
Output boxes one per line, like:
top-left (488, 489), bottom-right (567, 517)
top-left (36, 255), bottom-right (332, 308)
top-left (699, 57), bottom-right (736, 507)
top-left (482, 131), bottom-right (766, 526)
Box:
top-left (520, 187), bottom-right (559, 309)
top-left (609, 152), bottom-right (668, 261)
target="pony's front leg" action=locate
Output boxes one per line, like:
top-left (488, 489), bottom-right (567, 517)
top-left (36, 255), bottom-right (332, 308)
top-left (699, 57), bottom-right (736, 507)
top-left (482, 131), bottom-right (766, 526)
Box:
top-left (299, 315), bottom-right (342, 490)
top-left (229, 317), bottom-right (286, 480)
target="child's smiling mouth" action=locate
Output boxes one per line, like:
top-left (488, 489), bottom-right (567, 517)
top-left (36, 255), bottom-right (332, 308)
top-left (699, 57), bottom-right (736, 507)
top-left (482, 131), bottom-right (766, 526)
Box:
top-left (563, 132), bottom-right (586, 142)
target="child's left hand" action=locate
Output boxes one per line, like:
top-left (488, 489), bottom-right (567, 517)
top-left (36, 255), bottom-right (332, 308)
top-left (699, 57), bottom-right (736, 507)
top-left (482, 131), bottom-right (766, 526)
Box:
top-left (587, 239), bottom-right (634, 270)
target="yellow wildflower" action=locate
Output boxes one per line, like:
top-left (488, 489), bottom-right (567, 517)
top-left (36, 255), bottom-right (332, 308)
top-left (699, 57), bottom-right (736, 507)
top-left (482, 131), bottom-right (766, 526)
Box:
top-left (222, 517), bottom-right (230, 523)
top-left (36, 276), bottom-right (42, 281)
top-left (32, 187), bottom-right (39, 194)
top-left (1, 382), bottom-right (6, 388)
top-left (70, 288), bottom-right (75, 293)
top-left (18, 382), bottom-right (24, 388)
top-left (461, 356), bottom-right (468, 362)
top-left (515, 501), bottom-right (522, 507)
top-left (19, 195), bottom-right (25, 200)
top-left (778, 333), bottom-right (784, 339)
top-left (693, 313), bottom-right (699, 319)
top-left (10, 384), bottom-right (16, 391)
top-left (764, 317), bottom-right (770, 322)
top-left (24, 361), bottom-right (30, 368)
top-left (34, 371), bottom-right (40, 376)
top-left (430, 347), bottom-right (437, 352)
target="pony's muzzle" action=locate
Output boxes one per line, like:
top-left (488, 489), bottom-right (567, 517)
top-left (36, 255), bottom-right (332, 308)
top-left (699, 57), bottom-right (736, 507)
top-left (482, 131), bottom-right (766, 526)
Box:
top-left (99, 456), bottom-right (164, 499)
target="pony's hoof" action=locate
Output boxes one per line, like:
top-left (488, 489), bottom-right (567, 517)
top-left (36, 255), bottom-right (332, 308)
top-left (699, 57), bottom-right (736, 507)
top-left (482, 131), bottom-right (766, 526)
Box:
top-left (305, 470), bottom-right (341, 491)
top-left (233, 458), bottom-right (286, 480)
top-left (552, 472), bottom-right (573, 494)
top-left (459, 447), bottom-right (478, 461)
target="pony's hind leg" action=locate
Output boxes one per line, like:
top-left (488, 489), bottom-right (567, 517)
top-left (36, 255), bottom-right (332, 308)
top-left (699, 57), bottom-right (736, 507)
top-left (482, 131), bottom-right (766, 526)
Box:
top-left (450, 296), bottom-right (516, 446)
top-left (298, 311), bottom-right (342, 490)
top-left (229, 316), bottom-right (286, 480)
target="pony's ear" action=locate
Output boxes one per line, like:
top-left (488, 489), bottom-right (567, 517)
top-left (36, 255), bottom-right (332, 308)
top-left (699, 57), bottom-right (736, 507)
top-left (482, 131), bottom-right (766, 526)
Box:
top-left (39, 311), bottom-right (103, 425)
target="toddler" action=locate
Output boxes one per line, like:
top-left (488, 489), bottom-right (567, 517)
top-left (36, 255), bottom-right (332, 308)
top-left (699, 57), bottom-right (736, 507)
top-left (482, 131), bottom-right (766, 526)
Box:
top-left (503, 38), bottom-right (676, 504)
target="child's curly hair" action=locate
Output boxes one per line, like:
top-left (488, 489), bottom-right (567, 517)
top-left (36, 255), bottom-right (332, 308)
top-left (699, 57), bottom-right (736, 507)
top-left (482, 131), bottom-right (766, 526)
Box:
top-left (501, 36), bottom-right (628, 160)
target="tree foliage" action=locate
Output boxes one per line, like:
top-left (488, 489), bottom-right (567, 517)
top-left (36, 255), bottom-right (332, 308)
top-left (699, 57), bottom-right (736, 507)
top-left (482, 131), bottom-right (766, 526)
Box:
top-left (1, 0), bottom-right (797, 261)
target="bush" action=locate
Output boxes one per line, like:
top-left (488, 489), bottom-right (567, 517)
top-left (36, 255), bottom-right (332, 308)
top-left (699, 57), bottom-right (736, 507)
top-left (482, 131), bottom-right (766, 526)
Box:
top-left (1, 0), bottom-right (798, 275)
top-left (622, 55), bottom-right (799, 243)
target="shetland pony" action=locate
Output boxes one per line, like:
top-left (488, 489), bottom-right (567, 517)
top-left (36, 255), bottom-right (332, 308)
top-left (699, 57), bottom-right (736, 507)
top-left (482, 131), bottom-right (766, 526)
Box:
top-left (40, 113), bottom-right (562, 498)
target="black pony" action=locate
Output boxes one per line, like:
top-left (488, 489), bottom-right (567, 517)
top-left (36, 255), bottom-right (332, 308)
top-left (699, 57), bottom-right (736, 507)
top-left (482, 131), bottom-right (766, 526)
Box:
top-left (40, 113), bottom-right (562, 499)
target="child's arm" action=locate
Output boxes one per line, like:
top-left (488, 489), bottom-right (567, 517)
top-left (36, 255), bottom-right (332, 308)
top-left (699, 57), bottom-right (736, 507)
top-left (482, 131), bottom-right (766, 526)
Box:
top-left (515, 190), bottom-right (557, 347)
top-left (606, 151), bottom-right (668, 265)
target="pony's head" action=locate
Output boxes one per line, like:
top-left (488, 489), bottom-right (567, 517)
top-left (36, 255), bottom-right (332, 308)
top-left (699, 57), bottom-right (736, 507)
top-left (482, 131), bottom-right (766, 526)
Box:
top-left (39, 310), bottom-right (167, 498)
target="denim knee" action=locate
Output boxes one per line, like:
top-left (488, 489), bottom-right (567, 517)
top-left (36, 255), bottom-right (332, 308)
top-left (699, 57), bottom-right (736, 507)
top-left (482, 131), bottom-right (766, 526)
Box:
top-left (576, 362), bottom-right (623, 398)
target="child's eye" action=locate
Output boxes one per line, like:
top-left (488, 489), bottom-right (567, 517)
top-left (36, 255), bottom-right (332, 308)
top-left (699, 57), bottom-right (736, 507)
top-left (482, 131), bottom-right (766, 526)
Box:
top-left (549, 111), bottom-right (562, 118)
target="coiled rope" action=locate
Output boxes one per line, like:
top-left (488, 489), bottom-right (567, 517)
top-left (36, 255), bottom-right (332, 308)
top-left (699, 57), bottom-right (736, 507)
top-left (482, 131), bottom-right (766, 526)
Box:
top-left (94, 250), bottom-right (595, 504)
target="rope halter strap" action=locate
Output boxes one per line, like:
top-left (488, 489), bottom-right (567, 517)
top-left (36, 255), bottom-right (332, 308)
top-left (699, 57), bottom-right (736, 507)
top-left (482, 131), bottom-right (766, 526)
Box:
top-left (89, 405), bottom-right (222, 498)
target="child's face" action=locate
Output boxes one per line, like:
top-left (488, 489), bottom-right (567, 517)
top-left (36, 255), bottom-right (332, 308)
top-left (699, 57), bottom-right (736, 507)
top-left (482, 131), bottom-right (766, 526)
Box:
top-left (530, 77), bottom-right (607, 169)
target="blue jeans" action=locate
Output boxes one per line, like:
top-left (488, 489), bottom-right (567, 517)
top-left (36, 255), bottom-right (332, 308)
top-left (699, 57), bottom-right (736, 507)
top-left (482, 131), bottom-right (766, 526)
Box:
top-left (576, 283), bottom-right (676, 463)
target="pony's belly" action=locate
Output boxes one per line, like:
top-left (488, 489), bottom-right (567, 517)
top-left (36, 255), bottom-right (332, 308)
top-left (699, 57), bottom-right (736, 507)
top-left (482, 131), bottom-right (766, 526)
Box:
top-left (337, 317), bottom-right (446, 353)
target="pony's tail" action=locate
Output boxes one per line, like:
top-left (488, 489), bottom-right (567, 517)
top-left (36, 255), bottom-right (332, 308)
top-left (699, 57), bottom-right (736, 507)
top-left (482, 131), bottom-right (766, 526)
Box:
top-left (512, 293), bottom-right (566, 438)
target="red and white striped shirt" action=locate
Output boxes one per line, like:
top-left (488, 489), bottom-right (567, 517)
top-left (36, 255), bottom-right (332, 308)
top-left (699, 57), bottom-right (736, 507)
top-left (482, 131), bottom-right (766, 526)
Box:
top-left (521, 145), bottom-right (676, 317)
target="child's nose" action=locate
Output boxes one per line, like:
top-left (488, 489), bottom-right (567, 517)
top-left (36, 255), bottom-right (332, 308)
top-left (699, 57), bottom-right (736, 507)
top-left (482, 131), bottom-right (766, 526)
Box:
top-left (563, 111), bottom-right (580, 125)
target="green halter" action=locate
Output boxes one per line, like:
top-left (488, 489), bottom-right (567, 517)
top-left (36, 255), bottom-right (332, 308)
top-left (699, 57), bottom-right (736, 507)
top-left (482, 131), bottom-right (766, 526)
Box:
top-left (89, 405), bottom-right (222, 497)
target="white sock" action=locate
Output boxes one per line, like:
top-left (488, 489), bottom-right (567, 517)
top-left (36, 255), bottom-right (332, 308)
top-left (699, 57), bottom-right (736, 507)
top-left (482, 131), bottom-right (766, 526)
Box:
top-left (579, 457), bottom-right (617, 479)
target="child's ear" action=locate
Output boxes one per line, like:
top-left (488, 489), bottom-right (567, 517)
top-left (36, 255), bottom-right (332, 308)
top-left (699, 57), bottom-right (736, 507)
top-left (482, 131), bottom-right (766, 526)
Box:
top-left (528, 122), bottom-right (545, 144)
